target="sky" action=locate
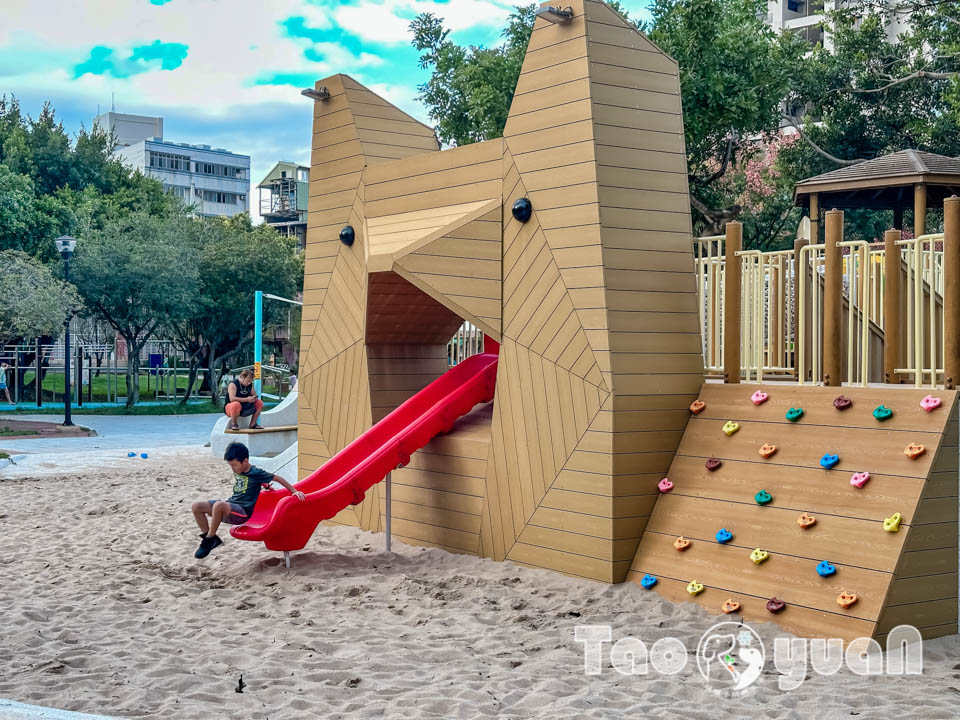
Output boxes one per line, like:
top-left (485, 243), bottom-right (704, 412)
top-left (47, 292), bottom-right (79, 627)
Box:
top-left (0, 0), bottom-right (652, 223)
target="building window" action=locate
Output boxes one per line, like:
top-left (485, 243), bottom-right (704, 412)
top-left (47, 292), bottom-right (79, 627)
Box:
top-left (200, 190), bottom-right (246, 204)
top-left (163, 184), bottom-right (191, 201)
top-left (297, 169), bottom-right (308, 182)
top-left (194, 161), bottom-right (248, 179)
top-left (148, 151), bottom-right (191, 172)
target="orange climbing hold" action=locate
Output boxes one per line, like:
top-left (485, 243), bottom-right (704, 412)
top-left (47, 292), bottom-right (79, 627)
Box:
top-left (690, 400), bottom-right (706, 414)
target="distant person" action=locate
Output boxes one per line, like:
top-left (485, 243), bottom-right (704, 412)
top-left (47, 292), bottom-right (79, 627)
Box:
top-left (191, 442), bottom-right (305, 558)
top-left (224, 368), bottom-right (263, 431)
top-left (0, 363), bottom-right (10, 404)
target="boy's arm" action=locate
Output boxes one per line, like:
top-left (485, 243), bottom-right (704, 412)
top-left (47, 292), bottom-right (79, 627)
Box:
top-left (273, 474), bottom-right (306, 500)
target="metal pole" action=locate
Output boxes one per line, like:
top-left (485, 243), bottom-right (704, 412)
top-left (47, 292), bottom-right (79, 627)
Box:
top-left (61, 253), bottom-right (73, 425)
top-left (254, 290), bottom-right (263, 396)
top-left (385, 470), bottom-right (392, 552)
top-left (76, 346), bottom-right (82, 407)
top-left (36, 337), bottom-right (42, 408)
top-left (884, 229), bottom-right (902, 384)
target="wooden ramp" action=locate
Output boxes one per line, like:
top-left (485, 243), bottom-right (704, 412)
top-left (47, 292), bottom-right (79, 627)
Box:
top-left (628, 384), bottom-right (958, 643)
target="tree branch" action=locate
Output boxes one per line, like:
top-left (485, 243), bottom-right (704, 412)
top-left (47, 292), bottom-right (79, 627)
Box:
top-left (695, 136), bottom-right (736, 187)
top-left (689, 194), bottom-right (741, 236)
top-left (841, 69), bottom-right (959, 94)
top-left (781, 116), bottom-right (864, 166)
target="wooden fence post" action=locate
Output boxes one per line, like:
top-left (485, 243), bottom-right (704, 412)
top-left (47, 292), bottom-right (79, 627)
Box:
top-left (724, 221), bottom-right (742, 383)
top-left (883, 229), bottom-right (902, 384)
top-left (944, 197), bottom-right (960, 389)
top-left (823, 209), bottom-right (843, 386)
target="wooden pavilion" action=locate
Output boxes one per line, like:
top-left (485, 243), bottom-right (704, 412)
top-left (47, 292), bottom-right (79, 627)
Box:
top-left (795, 149), bottom-right (960, 241)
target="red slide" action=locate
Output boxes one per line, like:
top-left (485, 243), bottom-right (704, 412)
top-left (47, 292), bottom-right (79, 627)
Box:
top-left (231, 352), bottom-right (499, 552)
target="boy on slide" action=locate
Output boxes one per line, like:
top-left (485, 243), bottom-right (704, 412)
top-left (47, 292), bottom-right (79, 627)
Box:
top-left (192, 442), bottom-right (305, 558)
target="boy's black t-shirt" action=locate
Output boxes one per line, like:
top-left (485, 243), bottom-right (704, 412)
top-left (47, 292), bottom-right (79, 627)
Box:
top-left (227, 465), bottom-right (275, 516)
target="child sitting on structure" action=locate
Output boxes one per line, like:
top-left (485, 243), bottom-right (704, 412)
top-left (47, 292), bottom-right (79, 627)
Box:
top-left (224, 368), bottom-right (263, 431)
top-left (191, 442), bottom-right (305, 558)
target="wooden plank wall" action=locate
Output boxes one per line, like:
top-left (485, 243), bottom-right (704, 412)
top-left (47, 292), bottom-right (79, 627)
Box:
top-left (628, 383), bottom-right (958, 643)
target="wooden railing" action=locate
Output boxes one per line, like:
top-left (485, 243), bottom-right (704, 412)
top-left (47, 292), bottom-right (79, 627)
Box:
top-left (694, 196), bottom-right (960, 389)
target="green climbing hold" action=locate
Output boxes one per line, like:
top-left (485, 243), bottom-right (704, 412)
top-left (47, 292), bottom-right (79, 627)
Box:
top-left (755, 489), bottom-right (773, 505)
top-left (873, 405), bottom-right (893, 421)
top-left (785, 407), bottom-right (804, 422)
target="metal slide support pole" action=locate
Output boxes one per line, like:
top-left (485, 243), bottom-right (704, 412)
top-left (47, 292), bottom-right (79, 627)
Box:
top-left (254, 290), bottom-right (263, 396)
top-left (283, 551), bottom-right (291, 570)
top-left (385, 470), bottom-right (392, 552)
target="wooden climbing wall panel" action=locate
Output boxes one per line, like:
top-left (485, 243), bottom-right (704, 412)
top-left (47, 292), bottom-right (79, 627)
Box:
top-left (628, 384), bottom-right (958, 643)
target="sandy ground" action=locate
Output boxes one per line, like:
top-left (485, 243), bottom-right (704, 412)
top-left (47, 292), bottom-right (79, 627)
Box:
top-left (1, 450), bottom-right (959, 719)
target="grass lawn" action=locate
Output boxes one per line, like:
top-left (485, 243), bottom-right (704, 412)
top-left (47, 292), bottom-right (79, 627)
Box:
top-left (0, 402), bottom-right (277, 416)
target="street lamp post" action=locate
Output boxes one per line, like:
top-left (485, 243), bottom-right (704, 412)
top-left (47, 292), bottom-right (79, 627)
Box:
top-left (55, 235), bottom-right (77, 427)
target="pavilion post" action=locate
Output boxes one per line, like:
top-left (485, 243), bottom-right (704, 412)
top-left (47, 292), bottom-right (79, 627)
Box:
top-left (883, 229), bottom-right (902, 384)
top-left (894, 206), bottom-right (904, 231)
top-left (823, 209), bottom-right (843, 386)
top-left (914, 184), bottom-right (927, 238)
top-left (809, 193), bottom-right (820, 244)
top-left (792, 234), bottom-right (808, 374)
top-left (723, 221), bottom-right (742, 384)
top-left (944, 197), bottom-right (960, 389)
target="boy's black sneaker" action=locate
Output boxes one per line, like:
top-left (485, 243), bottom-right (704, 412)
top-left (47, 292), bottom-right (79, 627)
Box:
top-left (194, 535), bottom-right (223, 559)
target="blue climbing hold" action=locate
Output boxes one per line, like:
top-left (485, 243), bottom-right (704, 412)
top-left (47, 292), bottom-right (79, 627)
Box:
top-left (640, 574), bottom-right (658, 589)
top-left (820, 453), bottom-right (840, 469)
top-left (716, 528), bottom-right (733, 544)
top-left (816, 560), bottom-right (836, 577)
top-left (140, 453), bottom-right (148, 459)
top-left (127, 452), bottom-right (136, 457)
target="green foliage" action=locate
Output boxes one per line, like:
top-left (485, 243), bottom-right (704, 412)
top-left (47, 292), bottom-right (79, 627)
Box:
top-left (70, 213), bottom-right (199, 405)
top-left (411, 5), bottom-right (536, 146)
top-left (0, 250), bottom-right (82, 345)
top-left (165, 213), bottom-right (303, 404)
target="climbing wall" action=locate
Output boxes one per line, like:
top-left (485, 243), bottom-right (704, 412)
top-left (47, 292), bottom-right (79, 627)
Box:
top-left (629, 384), bottom-right (958, 642)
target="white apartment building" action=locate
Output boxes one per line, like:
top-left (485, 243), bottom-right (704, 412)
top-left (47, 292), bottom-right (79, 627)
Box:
top-left (767, 0), bottom-right (912, 50)
top-left (95, 112), bottom-right (251, 218)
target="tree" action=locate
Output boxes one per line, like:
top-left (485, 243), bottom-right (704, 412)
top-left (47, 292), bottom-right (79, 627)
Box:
top-left (0, 250), bottom-right (81, 345)
top-left (410, 1), bottom-right (806, 234)
top-left (166, 215), bottom-right (303, 406)
top-left (70, 213), bottom-right (199, 407)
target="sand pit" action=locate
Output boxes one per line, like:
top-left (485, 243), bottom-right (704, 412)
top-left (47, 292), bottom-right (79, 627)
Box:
top-left (0, 450), bottom-right (958, 719)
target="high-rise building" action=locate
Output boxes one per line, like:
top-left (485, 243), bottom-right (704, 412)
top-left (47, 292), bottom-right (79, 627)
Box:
top-left (258, 161), bottom-right (308, 250)
top-left (95, 112), bottom-right (251, 218)
top-left (766, 0), bottom-right (912, 50)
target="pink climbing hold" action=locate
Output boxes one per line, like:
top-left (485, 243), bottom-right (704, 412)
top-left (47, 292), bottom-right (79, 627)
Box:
top-left (850, 471), bottom-right (870, 489)
top-left (658, 477), bottom-right (674, 493)
top-left (920, 395), bottom-right (942, 412)
top-left (751, 390), bottom-right (769, 405)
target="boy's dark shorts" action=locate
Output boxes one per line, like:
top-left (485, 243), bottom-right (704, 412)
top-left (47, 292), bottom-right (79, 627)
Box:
top-left (208, 500), bottom-right (250, 525)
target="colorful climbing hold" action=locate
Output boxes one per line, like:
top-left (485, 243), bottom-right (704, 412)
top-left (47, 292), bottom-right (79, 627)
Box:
top-left (690, 400), bottom-right (706, 414)
top-left (850, 471), bottom-right (870, 489)
top-left (722, 420), bottom-right (740, 436)
top-left (883, 512), bottom-right (902, 533)
top-left (754, 489), bottom-right (773, 505)
top-left (819, 453), bottom-right (840, 470)
top-left (127, 452), bottom-right (136, 457)
top-left (715, 528), bottom-right (733, 544)
top-left (750, 390), bottom-right (769, 406)
top-left (686, 580), bottom-right (705, 596)
top-left (904, 443), bottom-right (926, 460)
top-left (920, 395), bottom-right (942, 412)
top-left (674, 536), bottom-right (691, 551)
top-left (833, 395), bottom-right (853, 410)
top-left (140, 453), bottom-right (148, 459)
top-left (758, 443), bottom-right (777, 459)
top-left (749, 548), bottom-right (770, 565)
top-left (705, 457), bottom-right (722, 472)
top-left (721, 598), bottom-right (741, 614)
top-left (640, 574), bottom-right (658, 589)
top-left (873, 404), bottom-right (893, 421)
top-left (797, 512), bottom-right (816, 528)
top-left (816, 560), bottom-right (836, 577)
top-left (766, 597), bottom-right (786, 613)
top-left (785, 407), bottom-right (804, 422)
top-left (836, 591), bottom-right (858, 609)
top-left (658, 477), bottom-right (674, 493)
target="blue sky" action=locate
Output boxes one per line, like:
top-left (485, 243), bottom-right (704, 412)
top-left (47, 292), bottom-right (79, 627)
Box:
top-left (0, 0), bottom-right (652, 222)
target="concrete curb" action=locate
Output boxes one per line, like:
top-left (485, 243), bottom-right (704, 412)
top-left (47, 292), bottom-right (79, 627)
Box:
top-left (0, 699), bottom-right (116, 719)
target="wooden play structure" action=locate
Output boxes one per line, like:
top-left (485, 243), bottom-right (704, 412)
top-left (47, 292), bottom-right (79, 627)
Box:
top-left (294, 0), bottom-right (959, 643)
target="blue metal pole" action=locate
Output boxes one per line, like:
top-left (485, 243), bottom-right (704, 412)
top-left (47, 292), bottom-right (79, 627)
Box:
top-left (254, 290), bottom-right (263, 396)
